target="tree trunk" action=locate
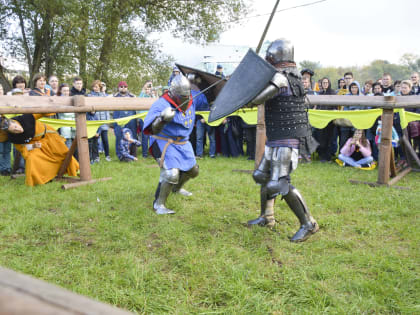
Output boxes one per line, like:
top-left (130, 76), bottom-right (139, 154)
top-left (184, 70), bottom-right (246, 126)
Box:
top-left (94, 0), bottom-right (122, 82)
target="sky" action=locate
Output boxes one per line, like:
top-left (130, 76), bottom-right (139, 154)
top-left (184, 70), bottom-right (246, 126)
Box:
top-left (153, 0), bottom-right (420, 69)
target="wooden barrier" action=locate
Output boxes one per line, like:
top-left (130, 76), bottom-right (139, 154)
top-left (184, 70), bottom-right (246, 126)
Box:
top-left (0, 267), bottom-right (133, 314)
top-left (1, 94), bottom-right (419, 187)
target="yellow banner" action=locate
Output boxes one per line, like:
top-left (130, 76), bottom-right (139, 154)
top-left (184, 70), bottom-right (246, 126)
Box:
top-left (25, 108), bottom-right (420, 138)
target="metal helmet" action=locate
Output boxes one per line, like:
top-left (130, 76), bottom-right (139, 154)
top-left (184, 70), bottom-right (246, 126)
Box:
top-left (169, 74), bottom-right (191, 108)
top-left (265, 38), bottom-right (294, 65)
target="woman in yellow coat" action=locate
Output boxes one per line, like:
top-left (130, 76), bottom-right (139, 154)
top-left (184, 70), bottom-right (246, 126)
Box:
top-left (0, 114), bottom-right (79, 186)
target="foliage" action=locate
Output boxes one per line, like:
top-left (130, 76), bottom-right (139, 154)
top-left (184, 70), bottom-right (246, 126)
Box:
top-left (0, 136), bottom-right (418, 313)
top-left (0, 0), bottom-right (249, 91)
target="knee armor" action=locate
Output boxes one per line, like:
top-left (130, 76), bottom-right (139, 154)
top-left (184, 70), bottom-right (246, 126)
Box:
top-left (160, 167), bottom-right (180, 184)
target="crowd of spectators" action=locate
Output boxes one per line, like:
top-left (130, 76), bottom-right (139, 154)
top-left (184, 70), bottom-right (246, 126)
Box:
top-left (0, 67), bottom-right (419, 177)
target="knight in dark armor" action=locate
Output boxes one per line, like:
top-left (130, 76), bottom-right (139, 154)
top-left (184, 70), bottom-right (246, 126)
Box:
top-left (247, 39), bottom-right (319, 242)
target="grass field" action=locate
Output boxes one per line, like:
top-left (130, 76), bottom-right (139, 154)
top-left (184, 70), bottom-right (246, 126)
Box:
top-left (0, 140), bottom-right (419, 314)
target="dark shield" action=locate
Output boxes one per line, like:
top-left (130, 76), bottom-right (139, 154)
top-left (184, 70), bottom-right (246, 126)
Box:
top-left (208, 49), bottom-right (277, 122)
top-left (175, 64), bottom-right (227, 103)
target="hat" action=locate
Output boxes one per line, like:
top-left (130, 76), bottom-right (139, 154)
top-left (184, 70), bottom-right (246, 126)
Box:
top-left (118, 81), bottom-right (128, 88)
top-left (217, 64), bottom-right (223, 69)
top-left (300, 68), bottom-right (314, 76)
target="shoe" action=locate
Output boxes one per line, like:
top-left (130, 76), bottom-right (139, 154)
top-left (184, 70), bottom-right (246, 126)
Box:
top-left (174, 188), bottom-right (193, 197)
top-left (105, 156), bottom-right (111, 162)
top-left (290, 221), bottom-right (319, 242)
top-left (1, 170), bottom-right (11, 176)
top-left (210, 155), bottom-right (215, 158)
top-left (196, 156), bottom-right (202, 159)
top-left (247, 216), bottom-right (267, 226)
top-left (94, 157), bottom-right (100, 163)
top-left (15, 168), bottom-right (25, 174)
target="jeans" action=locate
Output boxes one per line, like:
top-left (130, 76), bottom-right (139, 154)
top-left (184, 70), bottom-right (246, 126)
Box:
top-left (338, 154), bottom-right (373, 167)
top-left (138, 119), bottom-right (149, 157)
top-left (99, 130), bottom-right (110, 157)
top-left (0, 141), bottom-right (12, 172)
top-left (196, 120), bottom-right (216, 157)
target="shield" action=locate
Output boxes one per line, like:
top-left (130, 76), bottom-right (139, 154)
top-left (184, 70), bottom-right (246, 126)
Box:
top-left (175, 64), bottom-right (227, 103)
top-left (208, 49), bottom-right (277, 123)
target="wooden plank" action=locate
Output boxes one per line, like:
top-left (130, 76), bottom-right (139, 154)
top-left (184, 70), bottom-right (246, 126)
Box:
top-left (74, 96), bottom-right (91, 181)
top-left (349, 179), bottom-right (410, 190)
top-left (390, 148), bottom-right (397, 177)
top-left (57, 139), bottom-right (77, 178)
top-left (0, 267), bottom-right (132, 315)
top-left (0, 95), bottom-right (157, 114)
top-left (388, 167), bottom-right (412, 186)
top-left (377, 107), bottom-right (394, 184)
top-left (401, 135), bottom-right (420, 168)
top-left (61, 177), bottom-right (112, 190)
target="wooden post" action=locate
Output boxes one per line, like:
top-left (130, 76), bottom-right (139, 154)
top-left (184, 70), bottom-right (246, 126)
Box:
top-left (377, 98), bottom-right (395, 184)
top-left (56, 139), bottom-right (77, 178)
top-left (73, 96), bottom-right (91, 181)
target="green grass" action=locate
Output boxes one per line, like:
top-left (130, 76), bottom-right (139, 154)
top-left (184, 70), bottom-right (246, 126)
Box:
top-left (0, 139), bottom-right (419, 314)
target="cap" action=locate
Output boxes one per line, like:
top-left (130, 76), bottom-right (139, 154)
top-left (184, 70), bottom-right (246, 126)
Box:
top-left (217, 64), bottom-right (223, 69)
top-left (118, 81), bottom-right (128, 88)
top-left (300, 68), bottom-right (314, 76)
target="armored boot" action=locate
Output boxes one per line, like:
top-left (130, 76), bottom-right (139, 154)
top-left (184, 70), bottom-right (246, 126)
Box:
top-left (172, 165), bottom-right (199, 197)
top-left (248, 186), bottom-right (269, 226)
top-left (283, 185), bottom-right (319, 242)
top-left (153, 182), bottom-right (175, 214)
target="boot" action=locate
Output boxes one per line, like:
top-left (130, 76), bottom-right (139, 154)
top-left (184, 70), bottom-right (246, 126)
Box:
top-left (283, 185), bottom-right (319, 242)
top-left (248, 187), bottom-right (273, 227)
top-left (172, 167), bottom-right (198, 197)
top-left (153, 182), bottom-right (175, 214)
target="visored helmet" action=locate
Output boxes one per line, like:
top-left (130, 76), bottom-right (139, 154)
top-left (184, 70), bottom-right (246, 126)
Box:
top-left (169, 74), bottom-right (191, 108)
top-left (265, 38), bottom-right (294, 65)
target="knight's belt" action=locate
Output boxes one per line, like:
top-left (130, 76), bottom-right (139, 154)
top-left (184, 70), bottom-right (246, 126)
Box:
top-left (152, 133), bottom-right (188, 167)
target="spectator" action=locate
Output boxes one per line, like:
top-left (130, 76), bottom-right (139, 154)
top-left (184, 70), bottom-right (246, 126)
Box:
top-left (101, 82), bottom-right (109, 96)
top-left (343, 72), bottom-right (353, 90)
top-left (118, 128), bottom-right (141, 162)
top-left (302, 77), bottom-right (315, 95)
top-left (372, 82), bottom-right (383, 96)
top-left (57, 83), bottom-right (70, 96)
top-left (57, 83), bottom-right (76, 150)
top-left (410, 72), bottom-right (420, 95)
top-left (215, 64), bottom-right (226, 79)
top-left (363, 80), bottom-right (373, 95)
top-left (167, 66), bottom-right (180, 86)
top-left (301, 68), bottom-right (314, 90)
top-left (7, 76), bottom-right (30, 95)
top-left (402, 80), bottom-right (420, 158)
top-left (113, 81), bottom-right (137, 158)
top-left (187, 73), bottom-right (215, 159)
top-left (0, 114), bottom-right (79, 186)
top-left (0, 84), bottom-right (11, 176)
top-left (316, 77), bottom-right (336, 162)
top-left (336, 78), bottom-right (346, 94)
top-left (338, 129), bottom-right (373, 168)
top-left (381, 73), bottom-right (393, 94)
top-left (137, 81), bottom-right (154, 158)
top-left (86, 80), bottom-right (106, 164)
top-left (391, 80), bottom-right (402, 96)
top-left (29, 74), bottom-right (51, 96)
top-left (48, 75), bottom-right (59, 95)
top-left (70, 76), bottom-right (86, 96)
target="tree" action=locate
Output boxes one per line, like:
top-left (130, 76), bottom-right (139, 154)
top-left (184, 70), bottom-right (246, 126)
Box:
top-left (0, 0), bottom-right (249, 90)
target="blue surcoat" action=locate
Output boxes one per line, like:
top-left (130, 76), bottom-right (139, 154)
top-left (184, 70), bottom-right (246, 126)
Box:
top-left (143, 97), bottom-right (196, 171)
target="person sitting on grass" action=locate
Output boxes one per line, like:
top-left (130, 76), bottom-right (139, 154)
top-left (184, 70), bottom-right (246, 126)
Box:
top-left (0, 113), bottom-right (79, 186)
top-left (118, 128), bottom-right (141, 162)
top-left (338, 129), bottom-right (373, 168)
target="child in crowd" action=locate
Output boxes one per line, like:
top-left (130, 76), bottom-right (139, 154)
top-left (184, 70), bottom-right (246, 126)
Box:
top-left (338, 129), bottom-right (373, 168)
top-left (118, 128), bottom-right (141, 162)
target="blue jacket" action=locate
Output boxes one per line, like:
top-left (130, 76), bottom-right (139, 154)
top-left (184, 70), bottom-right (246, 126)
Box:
top-left (118, 128), bottom-right (141, 160)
